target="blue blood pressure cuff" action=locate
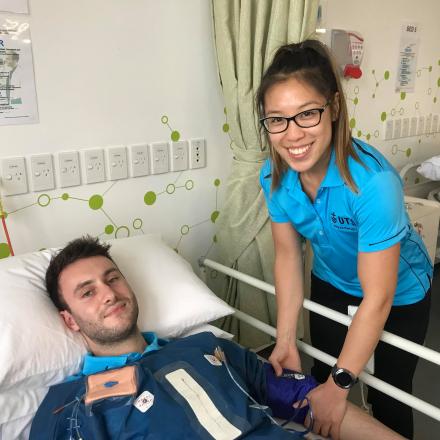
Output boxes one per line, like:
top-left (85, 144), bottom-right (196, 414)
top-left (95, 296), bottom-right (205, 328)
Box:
top-left (264, 363), bottom-right (318, 423)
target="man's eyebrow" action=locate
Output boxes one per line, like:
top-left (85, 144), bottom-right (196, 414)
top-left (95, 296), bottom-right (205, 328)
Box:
top-left (73, 267), bottom-right (120, 294)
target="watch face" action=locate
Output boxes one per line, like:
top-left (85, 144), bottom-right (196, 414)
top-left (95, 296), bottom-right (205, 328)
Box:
top-left (336, 371), bottom-right (353, 388)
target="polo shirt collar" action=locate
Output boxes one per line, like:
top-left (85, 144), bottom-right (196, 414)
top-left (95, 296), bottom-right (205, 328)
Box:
top-left (81, 332), bottom-right (167, 376)
top-left (320, 147), bottom-right (344, 187)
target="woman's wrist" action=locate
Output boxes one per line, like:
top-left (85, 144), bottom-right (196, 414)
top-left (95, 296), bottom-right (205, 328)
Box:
top-left (276, 330), bottom-right (297, 345)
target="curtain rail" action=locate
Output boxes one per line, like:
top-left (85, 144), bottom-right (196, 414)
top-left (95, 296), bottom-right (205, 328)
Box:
top-left (201, 258), bottom-right (440, 367)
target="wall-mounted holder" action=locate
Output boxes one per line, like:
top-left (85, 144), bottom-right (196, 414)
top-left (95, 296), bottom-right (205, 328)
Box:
top-left (331, 29), bottom-right (364, 79)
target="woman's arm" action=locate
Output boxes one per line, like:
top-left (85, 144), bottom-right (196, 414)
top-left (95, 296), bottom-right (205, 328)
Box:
top-left (337, 243), bottom-right (399, 374)
top-left (307, 243), bottom-right (400, 440)
top-left (269, 221), bottom-right (305, 374)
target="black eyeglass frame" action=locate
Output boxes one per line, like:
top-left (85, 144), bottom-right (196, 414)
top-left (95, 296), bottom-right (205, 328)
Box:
top-left (260, 102), bottom-right (330, 134)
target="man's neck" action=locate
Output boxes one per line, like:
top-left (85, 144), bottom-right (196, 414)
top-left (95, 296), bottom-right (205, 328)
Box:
top-left (87, 330), bottom-right (147, 357)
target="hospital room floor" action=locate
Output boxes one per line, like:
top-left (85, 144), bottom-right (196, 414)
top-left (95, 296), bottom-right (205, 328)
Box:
top-left (258, 265), bottom-right (440, 439)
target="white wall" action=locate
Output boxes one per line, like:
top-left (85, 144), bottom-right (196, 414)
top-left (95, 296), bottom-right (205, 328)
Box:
top-left (1, 0), bottom-right (231, 265)
top-left (321, 0), bottom-right (440, 170)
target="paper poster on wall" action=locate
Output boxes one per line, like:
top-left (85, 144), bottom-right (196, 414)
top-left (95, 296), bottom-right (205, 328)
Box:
top-left (0, 17), bottom-right (38, 125)
top-left (0, 0), bottom-right (28, 14)
top-left (395, 23), bottom-right (420, 92)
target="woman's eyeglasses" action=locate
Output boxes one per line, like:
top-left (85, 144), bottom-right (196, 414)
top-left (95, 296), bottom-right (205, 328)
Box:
top-left (260, 102), bottom-right (330, 134)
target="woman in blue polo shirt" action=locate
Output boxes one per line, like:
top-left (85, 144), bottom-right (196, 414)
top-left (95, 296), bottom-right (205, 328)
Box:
top-left (258, 40), bottom-right (431, 440)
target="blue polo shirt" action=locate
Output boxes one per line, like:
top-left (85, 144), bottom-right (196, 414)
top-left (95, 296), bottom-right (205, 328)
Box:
top-left (68, 332), bottom-right (168, 380)
top-left (260, 139), bottom-right (432, 305)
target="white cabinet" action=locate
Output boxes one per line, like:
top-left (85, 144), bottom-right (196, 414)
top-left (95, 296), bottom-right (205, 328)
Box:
top-left (405, 196), bottom-right (440, 264)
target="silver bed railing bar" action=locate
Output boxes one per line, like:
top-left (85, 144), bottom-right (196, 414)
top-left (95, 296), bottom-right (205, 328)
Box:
top-left (201, 258), bottom-right (440, 366)
top-left (201, 258), bottom-right (440, 422)
top-left (233, 309), bottom-right (440, 422)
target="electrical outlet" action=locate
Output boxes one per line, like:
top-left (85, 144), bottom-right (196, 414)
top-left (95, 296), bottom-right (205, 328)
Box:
top-left (432, 114), bottom-right (439, 133)
top-left (382, 120), bottom-right (394, 140)
top-left (107, 146), bottom-right (128, 181)
top-left (425, 114), bottom-right (432, 133)
top-left (129, 143), bottom-right (149, 177)
top-left (417, 116), bottom-right (425, 136)
top-left (83, 149), bottom-right (105, 184)
top-left (30, 154), bottom-right (55, 192)
top-left (393, 119), bottom-right (402, 139)
top-left (1, 156), bottom-right (28, 196)
top-left (189, 138), bottom-right (206, 169)
top-left (401, 118), bottom-right (409, 138)
top-left (149, 142), bottom-right (169, 174)
top-left (170, 141), bottom-right (188, 172)
top-left (410, 117), bottom-right (418, 137)
top-left (58, 151), bottom-right (81, 188)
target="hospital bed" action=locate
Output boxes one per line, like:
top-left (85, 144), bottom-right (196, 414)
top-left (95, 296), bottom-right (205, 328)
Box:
top-left (1, 234), bottom-right (439, 439)
top-left (400, 156), bottom-right (440, 265)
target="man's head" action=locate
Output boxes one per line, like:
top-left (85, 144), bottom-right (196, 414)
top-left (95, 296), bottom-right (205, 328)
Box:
top-left (45, 236), bottom-right (139, 350)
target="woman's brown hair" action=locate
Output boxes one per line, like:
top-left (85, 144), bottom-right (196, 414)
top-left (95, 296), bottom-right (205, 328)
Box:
top-left (256, 39), bottom-right (362, 191)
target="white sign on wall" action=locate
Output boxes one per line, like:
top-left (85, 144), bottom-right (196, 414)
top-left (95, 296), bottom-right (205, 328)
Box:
top-left (395, 22), bottom-right (420, 92)
top-left (0, 17), bottom-right (38, 125)
top-left (0, 1), bottom-right (28, 14)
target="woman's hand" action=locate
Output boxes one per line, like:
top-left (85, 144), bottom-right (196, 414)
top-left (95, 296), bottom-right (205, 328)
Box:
top-left (304, 378), bottom-right (348, 440)
top-left (269, 340), bottom-right (302, 375)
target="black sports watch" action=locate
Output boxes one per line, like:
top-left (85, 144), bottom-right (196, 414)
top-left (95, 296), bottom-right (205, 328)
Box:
top-left (331, 364), bottom-right (358, 389)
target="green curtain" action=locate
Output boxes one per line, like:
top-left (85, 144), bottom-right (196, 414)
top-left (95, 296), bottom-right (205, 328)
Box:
top-left (210, 0), bottom-right (319, 347)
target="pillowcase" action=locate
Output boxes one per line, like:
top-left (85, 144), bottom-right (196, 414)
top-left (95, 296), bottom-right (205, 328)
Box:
top-left (0, 234), bottom-right (234, 432)
top-left (0, 248), bottom-right (86, 393)
top-left (108, 235), bottom-right (234, 338)
top-left (417, 155), bottom-right (440, 180)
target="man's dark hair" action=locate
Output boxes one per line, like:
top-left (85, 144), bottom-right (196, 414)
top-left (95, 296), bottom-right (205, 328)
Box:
top-left (46, 235), bottom-right (114, 311)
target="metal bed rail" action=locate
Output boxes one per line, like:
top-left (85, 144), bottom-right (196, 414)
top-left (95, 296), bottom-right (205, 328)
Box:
top-left (200, 257), bottom-right (440, 422)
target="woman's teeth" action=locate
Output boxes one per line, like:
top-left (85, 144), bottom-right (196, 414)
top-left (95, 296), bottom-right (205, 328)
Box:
top-left (288, 144), bottom-right (311, 155)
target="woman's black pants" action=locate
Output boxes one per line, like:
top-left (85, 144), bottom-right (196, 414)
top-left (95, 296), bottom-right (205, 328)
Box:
top-left (309, 273), bottom-right (431, 439)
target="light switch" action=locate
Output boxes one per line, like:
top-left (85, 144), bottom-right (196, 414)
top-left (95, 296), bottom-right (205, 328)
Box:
top-left (149, 142), bottom-right (169, 174)
top-left (1, 156), bottom-right (28, 196)
top-left (129, 144), bottom-right (149, 177)
top-left (425, 114), bottom-right (432, 134)
top-left (432, 114), bottom-right (439, 133)
top-left (383, 120), bottom-right (394, 140)
top-left (401, 118), bottom-right (409, 138)
top-left (410, 117), bottom-right (418, 137)
top-left (393, 119), bottom-right (402, 139)
top-left (83, 149), bottom-right (105, 184)
top-left (417, 116), bottom-right (425, 136)
top-left (58, 151), bottom-right (81, 188)
top-left (107, 146), bottom-right (128, 181)
top-left (30, 154), bottom-right (55, 192)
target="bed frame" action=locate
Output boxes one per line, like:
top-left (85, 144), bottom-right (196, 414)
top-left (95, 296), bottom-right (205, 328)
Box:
top-left (200, 258), bottom-right (440, 423)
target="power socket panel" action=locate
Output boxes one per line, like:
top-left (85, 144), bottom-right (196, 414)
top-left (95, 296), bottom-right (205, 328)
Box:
top-left (129, 143), bottom-right (149, 177)
top-left (170, 141), bottom-right (188, 172)
top-left (58, 151), bottom-right (81, 188)
top-left (189, 138), bottom-right (206, 169)
top-left (30, 154), bottom-right (55, 192)
top-left (83, 149), bottom-right (106, 184)
top-left (1, 156), bottom-right (28, 196)
top-left (149, 142), bottom-right (169, 174)
top-left (107, 146), bottom-right (128, 181)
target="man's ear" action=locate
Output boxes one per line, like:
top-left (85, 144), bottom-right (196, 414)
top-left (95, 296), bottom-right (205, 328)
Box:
top-left (331, 92), bottom-right (340, 121)
top-left (60, 310), bottom-right (80, 332)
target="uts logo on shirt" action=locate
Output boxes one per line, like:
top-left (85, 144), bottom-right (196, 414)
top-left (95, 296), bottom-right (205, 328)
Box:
top-left (330, 212), bottom-right (357, 232)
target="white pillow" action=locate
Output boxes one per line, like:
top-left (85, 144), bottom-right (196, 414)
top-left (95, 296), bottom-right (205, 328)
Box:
top-left (0, 249), bottom-right (86, 393)
top-left (417, 155), bottom-right (440, 180)
top-left (0, 234), bottom-right (234, 434)
top-left (108, 235), bottom-right (234, 338)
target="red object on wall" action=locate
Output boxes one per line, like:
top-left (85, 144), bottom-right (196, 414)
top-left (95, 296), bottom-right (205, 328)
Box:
top-left (343, 65), bottom-right (362, 79)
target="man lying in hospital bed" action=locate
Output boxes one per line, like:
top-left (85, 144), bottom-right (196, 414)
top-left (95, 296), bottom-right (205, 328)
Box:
top-left (0, 235), bottom-right (402, 439)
